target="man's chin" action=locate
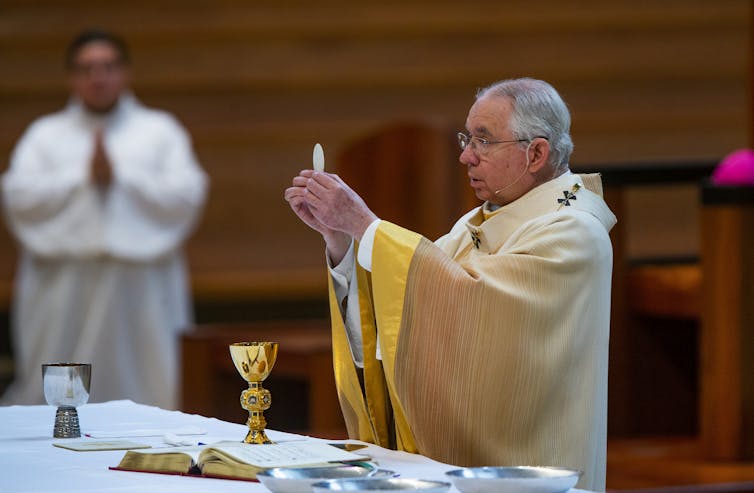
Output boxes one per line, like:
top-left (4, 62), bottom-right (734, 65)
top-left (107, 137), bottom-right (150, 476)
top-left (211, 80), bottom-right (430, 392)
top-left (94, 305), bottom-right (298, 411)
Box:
top-left (473, 188), bottom-right (492, 203)
top-left (83, 99), bottom-right (118, 114)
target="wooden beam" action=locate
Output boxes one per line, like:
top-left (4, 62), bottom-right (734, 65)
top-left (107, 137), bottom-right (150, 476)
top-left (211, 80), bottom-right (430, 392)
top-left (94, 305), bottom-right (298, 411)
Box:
top-left (699, 184), bottom-right (754, 459)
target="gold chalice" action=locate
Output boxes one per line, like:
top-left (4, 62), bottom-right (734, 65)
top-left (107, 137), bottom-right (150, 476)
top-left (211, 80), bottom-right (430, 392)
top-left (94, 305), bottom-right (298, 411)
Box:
top-left (229, 341), bottom-right (278, 444)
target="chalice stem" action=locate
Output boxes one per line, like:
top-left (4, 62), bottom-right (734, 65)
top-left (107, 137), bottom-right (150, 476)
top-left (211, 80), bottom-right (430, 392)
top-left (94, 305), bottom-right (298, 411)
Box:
top-left (240, 381), bottom-right (274, 444)
top-left (54, 405), bottom-right (81, 438)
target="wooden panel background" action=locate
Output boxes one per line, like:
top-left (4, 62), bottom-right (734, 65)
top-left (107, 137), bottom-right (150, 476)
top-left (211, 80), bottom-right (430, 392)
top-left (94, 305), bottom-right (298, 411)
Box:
top-left (0, 0), bottom-right (749, 306)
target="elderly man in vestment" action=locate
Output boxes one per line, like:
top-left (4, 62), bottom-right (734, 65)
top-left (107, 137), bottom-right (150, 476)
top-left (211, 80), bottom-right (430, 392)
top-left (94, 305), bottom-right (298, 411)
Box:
top-left (285, 78), bottom-right (616, 491)
top-left (0, 30), bottom-right (207, 409)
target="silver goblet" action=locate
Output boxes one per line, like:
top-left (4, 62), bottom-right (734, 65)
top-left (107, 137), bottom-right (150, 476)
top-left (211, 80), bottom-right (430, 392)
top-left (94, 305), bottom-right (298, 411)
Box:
top-left (42, 363), bottom-right (91, 438)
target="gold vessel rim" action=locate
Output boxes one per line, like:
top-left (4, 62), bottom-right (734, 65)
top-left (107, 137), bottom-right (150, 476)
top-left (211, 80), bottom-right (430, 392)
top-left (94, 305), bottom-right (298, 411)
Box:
top-left (230, 341), bottom-right (278, 346)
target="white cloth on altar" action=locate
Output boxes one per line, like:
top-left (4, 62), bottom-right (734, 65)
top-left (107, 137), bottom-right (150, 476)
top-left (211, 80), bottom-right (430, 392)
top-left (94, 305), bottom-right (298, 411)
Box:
top-left (0, 399), bottom-right (603, 493)
top-left (0, 94), bottom-right (207, 409)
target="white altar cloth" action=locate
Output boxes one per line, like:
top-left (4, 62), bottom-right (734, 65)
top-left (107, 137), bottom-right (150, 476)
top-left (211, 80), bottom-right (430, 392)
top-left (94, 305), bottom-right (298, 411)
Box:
top-left (0, 400), bottom-right (590, 493)
top-left (0, 400), bottom-right (458, 493)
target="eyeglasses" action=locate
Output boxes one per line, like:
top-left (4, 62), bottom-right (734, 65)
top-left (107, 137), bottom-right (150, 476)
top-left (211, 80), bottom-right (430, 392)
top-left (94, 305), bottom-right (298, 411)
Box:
top-left (457, 132), bottom-right (530, 154)
top-left (457, 133), bottom-right (550, 156)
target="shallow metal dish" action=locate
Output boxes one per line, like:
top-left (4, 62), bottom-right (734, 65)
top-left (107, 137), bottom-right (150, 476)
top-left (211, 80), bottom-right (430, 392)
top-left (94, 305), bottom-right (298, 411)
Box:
top-left (444, 466), bottom-right (581, 493)
top-left (257, 465), bottom-right (396, 493)
top-left (311, 478), bottom-right (450, 493)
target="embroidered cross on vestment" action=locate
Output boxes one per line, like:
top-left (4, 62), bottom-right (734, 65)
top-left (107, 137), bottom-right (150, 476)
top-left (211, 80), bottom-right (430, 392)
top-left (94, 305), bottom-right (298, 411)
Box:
top-left (470, 230), bottom-right (481, 249)
top-left (557, 183), bottom-right (581, 210)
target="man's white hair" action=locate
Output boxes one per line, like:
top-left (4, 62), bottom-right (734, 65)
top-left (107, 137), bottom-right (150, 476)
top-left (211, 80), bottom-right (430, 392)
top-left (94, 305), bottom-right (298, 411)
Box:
top-left (477, 78), bottom-right (573, 173)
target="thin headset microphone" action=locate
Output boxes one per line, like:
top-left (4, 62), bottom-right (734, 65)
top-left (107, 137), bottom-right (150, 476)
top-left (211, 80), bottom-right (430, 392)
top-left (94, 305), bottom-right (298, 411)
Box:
top-left (494, 140), bottom-right (534, 196)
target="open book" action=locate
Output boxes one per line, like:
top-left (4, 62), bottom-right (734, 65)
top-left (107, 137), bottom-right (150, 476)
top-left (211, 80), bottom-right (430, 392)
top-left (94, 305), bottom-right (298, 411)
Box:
top-left (113, 440), bottom-right (367, 481)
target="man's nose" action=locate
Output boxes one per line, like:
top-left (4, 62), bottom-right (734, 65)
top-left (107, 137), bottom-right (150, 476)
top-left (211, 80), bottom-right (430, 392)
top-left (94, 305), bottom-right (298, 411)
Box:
top-left (459, 145), bottom-right (478, 167)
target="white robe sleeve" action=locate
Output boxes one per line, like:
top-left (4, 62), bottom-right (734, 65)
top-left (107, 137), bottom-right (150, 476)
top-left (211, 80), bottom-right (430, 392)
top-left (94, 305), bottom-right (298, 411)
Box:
top-left (356, 218), bottom-right (381, 272)
top-left (105, 111), bottom-right (208, 260)
top-left (2, 116), bottom-right (104, 258)
top-left (328, 240), bottom-right (366, 367)
top-left (3, 103), bottom-right (208, 262)
top-left (328, 218), bottom-right (385, 365)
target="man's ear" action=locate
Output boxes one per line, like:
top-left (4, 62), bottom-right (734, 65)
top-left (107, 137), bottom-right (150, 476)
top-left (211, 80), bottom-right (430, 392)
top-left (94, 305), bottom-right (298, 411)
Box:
top-left (527, 137), bottom-right (551, 173)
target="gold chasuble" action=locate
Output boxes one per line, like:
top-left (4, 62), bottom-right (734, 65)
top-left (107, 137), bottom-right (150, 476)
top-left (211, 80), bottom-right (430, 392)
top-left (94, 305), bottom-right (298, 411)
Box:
top-left (327, 172), bottom-right (616, 492)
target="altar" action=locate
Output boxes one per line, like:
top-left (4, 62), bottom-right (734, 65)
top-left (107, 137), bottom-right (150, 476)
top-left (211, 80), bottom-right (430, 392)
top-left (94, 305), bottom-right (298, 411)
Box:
top-left (0, 400), bottom-right (589, 493)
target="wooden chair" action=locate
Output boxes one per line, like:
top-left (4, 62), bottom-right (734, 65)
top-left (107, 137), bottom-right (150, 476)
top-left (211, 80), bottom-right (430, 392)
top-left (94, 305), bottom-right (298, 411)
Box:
top-left (605, 182), bottom-right (754, 487)
top-left (588, 161), bottom-right (714, 436)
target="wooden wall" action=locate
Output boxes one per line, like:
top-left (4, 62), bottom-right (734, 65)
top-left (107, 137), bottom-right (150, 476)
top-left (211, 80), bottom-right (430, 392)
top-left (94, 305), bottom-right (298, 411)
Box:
top-left (0, 0), bottom-right (749, 307)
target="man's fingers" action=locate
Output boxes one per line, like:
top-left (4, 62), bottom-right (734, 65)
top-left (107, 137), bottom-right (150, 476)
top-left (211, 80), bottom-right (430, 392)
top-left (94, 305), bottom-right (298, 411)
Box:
top-left (284, 186), bottom-right (306, 202)
top-left (291, 176), bottom-right (308, 187)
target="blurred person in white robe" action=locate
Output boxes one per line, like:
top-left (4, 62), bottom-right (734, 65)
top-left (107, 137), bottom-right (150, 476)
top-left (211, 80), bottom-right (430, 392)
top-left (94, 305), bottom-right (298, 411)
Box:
top-left (0, 30), bottom-right (208, 409)
top-left (286, 78), bottom-right (615, 491)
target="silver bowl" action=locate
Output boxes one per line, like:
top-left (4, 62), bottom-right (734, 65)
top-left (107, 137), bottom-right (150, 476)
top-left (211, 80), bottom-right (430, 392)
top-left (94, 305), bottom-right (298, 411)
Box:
top-left (444, 466), bottom-right (581, 493)
top-left (311, 478), bottom-right (450, 493)
top-left (257, 465), bottom-right (396, 493)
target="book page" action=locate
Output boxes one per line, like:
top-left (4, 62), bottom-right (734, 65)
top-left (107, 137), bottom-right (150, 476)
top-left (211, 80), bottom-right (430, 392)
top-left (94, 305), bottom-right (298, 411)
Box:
top-left (200, 441), bottom-right (365, 468)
